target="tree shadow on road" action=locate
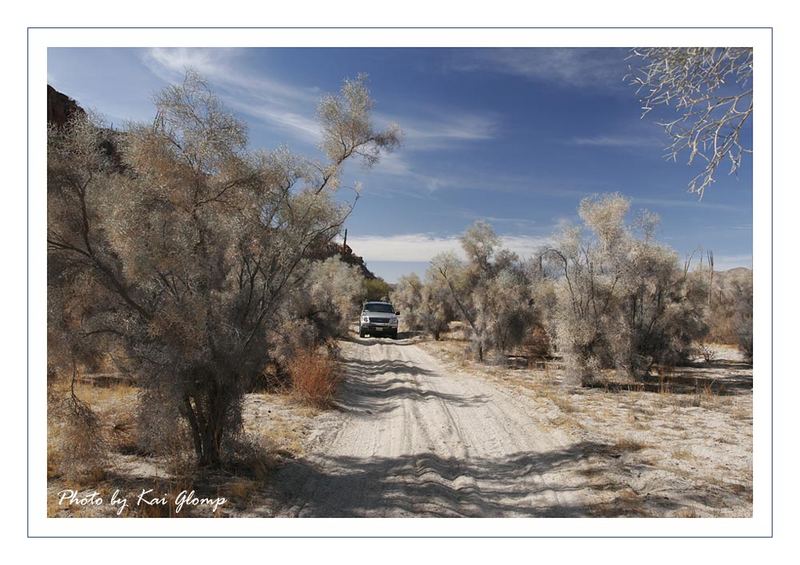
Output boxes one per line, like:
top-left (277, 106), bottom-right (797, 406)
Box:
top-left (259, 440), bottom-right (692, 517)
top-left (334, 357), bottom-right (488, 414)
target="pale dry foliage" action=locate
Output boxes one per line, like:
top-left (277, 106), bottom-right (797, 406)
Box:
top-left (703, 266), bottom-right (753, 361)
top-left (48, 71), bottom-right (398, 467)
top-left (544, 194), bottom-right (709, 384)
top-left (47, 369), bottom-right (108, 483)
top-left (393, 268), bottom-right (458, 340)
top-left (627, 47), bottom-right (753, 197)
top-left (362, 277), bottom-right (393, 302)
top-left (429, 222), bottom-right (543, 361)
top-left (419, 263), bottom-right (458, 340)
top-left (391, 273), bottom-right (424, 331)
top-left (412, 194), bottom-right (748, 386)
top-left (273, 256), bottom-right (364, 370)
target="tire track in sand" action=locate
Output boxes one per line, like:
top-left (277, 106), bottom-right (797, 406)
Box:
top-left (269, 336), bottom-right (585, 517)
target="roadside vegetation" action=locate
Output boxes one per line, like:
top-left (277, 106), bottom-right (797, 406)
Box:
top-left (47, 71), bottom-right (399, 495)
top-left (392, 194), bottom-right (753, 385)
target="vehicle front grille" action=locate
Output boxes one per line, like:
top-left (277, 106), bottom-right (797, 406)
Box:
top-left (369, 317), bottom-right (390, 324)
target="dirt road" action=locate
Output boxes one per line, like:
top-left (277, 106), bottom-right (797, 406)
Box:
top-left (265, 336), bottom-right (588, 517)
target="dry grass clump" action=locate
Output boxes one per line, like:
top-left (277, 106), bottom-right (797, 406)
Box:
top-left (538, 385), bottom-right (576, 413)
top-left (216, 433), bottom-right (288, 510)
top-left (223, 433), bottom-right (280, 481)
top-left (613, 436), bottom-right (650, 452)
top-left (690, 381), bottom-right (718, 408)
top-left (699, 343), bottom-right (718, 364)
top-left (671, 448), bottom-right (695, 461)
top-left (731, 400), bottom-right (752, 421)
top-left (589, 489), bottom-right (650, 517)
top-left (673, 507), bottom-right (701, 518)
top-left (78, 382), bottom-right (140, 454)
top-left (224, 478), bottom-right (260, 508)
top-left (287, 349), bottom-right (341, 408)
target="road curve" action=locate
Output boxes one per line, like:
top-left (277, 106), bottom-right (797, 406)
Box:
top-left (267, 336), bottom-right (586, 517)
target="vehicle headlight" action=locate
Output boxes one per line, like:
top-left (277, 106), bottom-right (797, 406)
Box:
top-left (361, 316), bottom-right (369, 323)
top-left (389, 318), bottom-right (398, 325)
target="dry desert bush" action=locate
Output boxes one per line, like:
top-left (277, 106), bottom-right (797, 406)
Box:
top-left (408, 194), bottom-right (752, 387)
top-left (287, 348), bottom-right (341, 408)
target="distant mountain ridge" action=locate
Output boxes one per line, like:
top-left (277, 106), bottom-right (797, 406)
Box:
top-left (719, 267), bottom-right (752, 276)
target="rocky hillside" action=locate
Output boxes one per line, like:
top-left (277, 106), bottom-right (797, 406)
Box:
top-left (47, 85), bottom-right (86, 127)
top-left (307, 240), bottom-right (377, 280)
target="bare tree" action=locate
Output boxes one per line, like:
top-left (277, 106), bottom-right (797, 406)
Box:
top-left (47, 72), bottom-right (399, 467)
top-left (627, 47), bottom-right (753, 198)
top-left (707, 250), bottom-right (715, 308)
top-left (480, 264), bottom-right (535, 355)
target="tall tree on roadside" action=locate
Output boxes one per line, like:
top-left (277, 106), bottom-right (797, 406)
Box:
top-left (47, 72), bottom-right (399, 466)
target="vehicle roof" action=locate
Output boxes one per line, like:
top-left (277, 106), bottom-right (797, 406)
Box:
top-left (363, 301), bottom-right (393, 306)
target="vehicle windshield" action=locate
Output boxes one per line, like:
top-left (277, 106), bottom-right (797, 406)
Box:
top-left (363, 303), bottom-right (395, 313)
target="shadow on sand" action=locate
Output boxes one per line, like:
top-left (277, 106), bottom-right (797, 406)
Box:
top-left (263, 440), bottom-right (690, 517)
top-left (333, 356), bottom-right (488, 415)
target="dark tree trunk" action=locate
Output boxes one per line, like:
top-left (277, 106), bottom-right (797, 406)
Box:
top-left (181, 373), bottom-right (230, 468)
top-left (475, 342), bottom-right (484, 363)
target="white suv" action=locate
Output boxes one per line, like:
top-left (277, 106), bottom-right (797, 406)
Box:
top-left (359, 301), bottom-right (400, 339)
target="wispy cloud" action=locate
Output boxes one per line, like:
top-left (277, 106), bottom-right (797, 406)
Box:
top-left (469, 215), bottom-right (541, 229)
top-left (568, 134), bottom-right (663, 148)
top-left (446, 209), bottom-right (552, 231)
top-left (142, 48), bottom-right (325, 143)
top-left (143, 47), bottom-right (500, 154)
top-left (225, 98), bottom-right (321, 143)
top-left (451, 48), bottom-right (630, 90)
top-left (360, 162), bottom-right (596, 200)
top-left (497, 234), bottom-right (553, 257)
top-left (631, 197), bottom-right (740, 212)
top-left (366, 153), bottom-right (455, 193)
top-left (386, 112), bottom-right (498, 150)
top-left (346, 232), bottom-right (550, 263)
top-left (423, 169), bottom-right (593, 198)
top-left (144, 48), bottom-right (320, 104)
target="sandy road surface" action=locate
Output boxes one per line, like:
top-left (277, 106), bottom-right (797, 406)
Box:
top-left (263, 336), bottom-right (588, 517)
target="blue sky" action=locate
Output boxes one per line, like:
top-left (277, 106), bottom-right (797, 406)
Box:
top-left (48, 47), bottom-right (753, 282)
